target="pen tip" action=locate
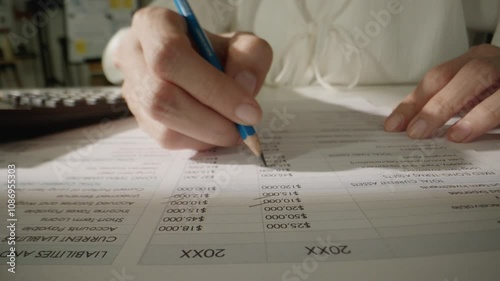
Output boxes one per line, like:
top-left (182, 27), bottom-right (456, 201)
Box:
top-left (260, 153), bottom-right (268, 167)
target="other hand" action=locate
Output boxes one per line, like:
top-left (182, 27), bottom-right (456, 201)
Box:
top-left (385, 44), bottom-right (500, 143)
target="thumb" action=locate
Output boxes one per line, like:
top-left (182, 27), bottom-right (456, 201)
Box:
top-left (210, 32), bottom-right (273, 97)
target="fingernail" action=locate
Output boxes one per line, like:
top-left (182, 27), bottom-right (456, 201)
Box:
top-left (235, 71), bottom-right (257, 95)
top-left (449, 122), bottom-right (472, 142)
top-left (409, 119), bottom-right (428, 139)
top-left (236, 103), bottom-right (260, 125)
top-left (385, 113), bottom-right (404, 131)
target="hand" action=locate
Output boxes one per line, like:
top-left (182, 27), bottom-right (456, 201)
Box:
top-left (385, 44), bottom-right (500, 143)
top-left (114, 7), bottom-right (273, 150)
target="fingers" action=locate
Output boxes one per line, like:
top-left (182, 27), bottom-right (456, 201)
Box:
top-left (386, 44), bottom-right (500, 142)
top-left (119, 6), bottom-right (274, 150)
top-left (385, 53), bottom-right (471, 133)
top-left (448, 88), bottom-right (500, 143)
top-left (123, 82), bottom-right (216, 151)
top-left (209, 32), bottom-right (273, 97)
top-left (119, 28), bottom-right (241, 148)
top-left (131, 7), bottom-right (263, 126)
top-left (405, 58), bottom-right (500, 139)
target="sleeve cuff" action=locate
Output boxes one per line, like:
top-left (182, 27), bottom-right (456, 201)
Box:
top-left (103, 27), bottom-right (131, 85)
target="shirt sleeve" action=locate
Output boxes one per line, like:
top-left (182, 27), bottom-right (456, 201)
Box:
top-left (103, 0), bottom-right (236, 84)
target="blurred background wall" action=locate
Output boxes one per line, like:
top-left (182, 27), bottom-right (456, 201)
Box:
top-left (0, 0), bottom-right (153, 89)
top-left (0, 0), bottom-right (497, 89)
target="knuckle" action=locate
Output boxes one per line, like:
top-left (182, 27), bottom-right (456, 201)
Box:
top-left (470, 44), bottom-right (500, 57)
top-left (163, 8), bottom-right (185, 25)
top-left (133, 6), bottom-right (167, 25)
top-left (429, 95), bottom-right (456, 120)
top-left (466, 58), bottom-right (493, 72)
top-left (422, 64), bottom-right (455, 90)
top-left (150, 37), bottom-right (186, 79)
top-left (236, 33), bottom-right (273, 61)
top-left (128, 76), bottom-right (156, 105)
top-left (251, 38), bottom-right (273, 66)
top-left (465, 58), bottom-right (500, 80)
top-left (255, 37), bottom-right (273, 59)
top-left (132, 6), bottom-right (155, 26)
top-left (131, 8), bottom-right (146, 25)
top-left (146, 82), bottom-right (177, 122)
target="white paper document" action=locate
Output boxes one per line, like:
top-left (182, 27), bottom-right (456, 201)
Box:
top-left (1, 87), bottom-right (499, 281)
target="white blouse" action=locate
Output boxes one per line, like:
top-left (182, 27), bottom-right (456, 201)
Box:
top-left (104, 0), bottom-right (500, 87)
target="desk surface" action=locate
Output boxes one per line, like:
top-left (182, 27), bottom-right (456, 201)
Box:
top-left (1, 86), bottom-right (499, 281)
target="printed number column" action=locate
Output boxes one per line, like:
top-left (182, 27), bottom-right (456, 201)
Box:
top-left (141, 149), bottom-right (267, 265)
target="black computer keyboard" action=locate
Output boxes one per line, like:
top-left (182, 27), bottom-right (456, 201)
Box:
top-left (0, 87), bottom-right (131, 141)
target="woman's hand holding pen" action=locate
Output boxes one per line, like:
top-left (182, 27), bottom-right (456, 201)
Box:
top-left (114, 7), bottom-right (273, 150)
top-left (386, 44), bottom-right (500, 143)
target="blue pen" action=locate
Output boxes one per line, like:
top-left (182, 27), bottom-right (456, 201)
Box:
top-left (174, 0), bottom-right (267, 166)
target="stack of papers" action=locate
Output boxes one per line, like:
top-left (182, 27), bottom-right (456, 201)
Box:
top-left (1, 86), bottom-right (499, 281)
